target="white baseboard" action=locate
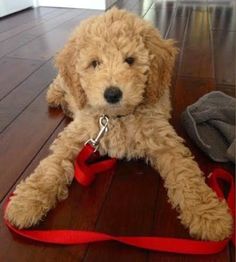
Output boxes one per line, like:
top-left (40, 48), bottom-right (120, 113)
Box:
top-left (34, 0), bottom-right (116, 10)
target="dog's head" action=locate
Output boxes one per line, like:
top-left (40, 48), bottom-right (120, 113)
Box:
top-left (55, 8), bottom-right (177, 116)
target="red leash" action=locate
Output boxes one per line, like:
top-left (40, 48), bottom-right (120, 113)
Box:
top-left (4, 144), bottom-right (235, 254)
top-left (74, 143), bottom-right (117, 186)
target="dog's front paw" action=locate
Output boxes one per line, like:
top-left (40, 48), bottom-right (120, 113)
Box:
top-left (46, 82), bottom-right (65, 108)
top-left (4, 192), bottom-right (50, 229)
top-left (181, 197), bottom-right (233, 241)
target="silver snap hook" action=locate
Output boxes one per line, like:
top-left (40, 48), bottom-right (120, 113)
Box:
top-left (85, 115), bottom-right (109, 151)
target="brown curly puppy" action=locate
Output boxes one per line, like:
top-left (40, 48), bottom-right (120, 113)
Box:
top-left (5, 8), bottom-right (232, 241)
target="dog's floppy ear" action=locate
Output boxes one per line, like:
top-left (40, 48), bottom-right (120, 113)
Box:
top-left (55, 33), bottom-right (86, 109)
top-left (142, 25), bottom-right (178, 103)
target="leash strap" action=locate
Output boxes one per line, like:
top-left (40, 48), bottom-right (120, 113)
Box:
top-left (4, 144), bottom-right (235, 254)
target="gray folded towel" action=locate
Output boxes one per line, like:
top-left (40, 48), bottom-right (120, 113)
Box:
top-left (181, 91), bottom-right (236, 163)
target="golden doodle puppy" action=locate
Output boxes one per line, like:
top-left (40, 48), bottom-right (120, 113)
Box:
top-left (5, 8), bottom-right (232, 241)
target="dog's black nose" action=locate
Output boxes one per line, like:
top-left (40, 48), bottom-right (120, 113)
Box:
top-left (104, 86), bottom-right (122, 104)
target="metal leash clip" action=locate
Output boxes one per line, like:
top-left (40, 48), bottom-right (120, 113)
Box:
top-left (85, 115), bottom-right (109, 151)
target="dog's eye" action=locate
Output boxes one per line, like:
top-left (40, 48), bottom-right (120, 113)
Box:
top-left (91, 60), bottom-right (100, 68)
top-left (125, 57), bottom-right (135, 65)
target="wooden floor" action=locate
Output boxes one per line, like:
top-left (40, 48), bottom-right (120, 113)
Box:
top-left (0, 0), bottom-right (235, 261)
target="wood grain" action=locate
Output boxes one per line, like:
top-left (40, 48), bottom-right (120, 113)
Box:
top-left (208, 3), bottom-right (236, 31)
top-left (0, 9), bottom-right (95, 59)
top-left (212, 30), bottom-right (235, 87)
top-left (0, 89), bottom-right (64, 201)
top-left (7, 10), bottom-right (102, 61)
top-left (0, 57), bottom-right (42, 99)
top-left (144, 5), bottom-right (176, 37)
top-left (84, 161), bottom-right (159, 262)
top-left (179, 7), bottom-right (214, 78)
top-left (0, 7), bottom-right (55, 33)
top-left (0, 59), bottom-right (56, 132)
top-left (0, 9), bottom-right (67, 42)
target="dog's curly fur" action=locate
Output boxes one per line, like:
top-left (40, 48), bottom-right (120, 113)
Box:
top-left (5, 8), bottom-right (232, 241)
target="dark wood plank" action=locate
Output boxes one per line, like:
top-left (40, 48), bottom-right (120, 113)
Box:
top-left (172, 77), bottom-right (214, 127)
top-left (0, 57), bottom-right (42, 99)
top-left (133, 0), bottom-right (153, 11)
top-left (0, 8), bottom-right (67, 42)
top-left (212, 30), bottom-right (235, 87)
top-left (0, 32), bottom-right (36, 58)
top-left (151, 0), bottom-right (178, 10)
top-left (166, 5), bottom-right (191, 76)
top-left (0, 9), bottom-right (89, 59)
top-left (166, 5), bottom-right (191, 44)
top-left (216, 84), bottom-right (235, 98)
top-left (84, 160), bottom-right (159, 262)
top-left (116, 0), bottom-right (153, 16)
top-left (7, 10), bottom-right (103, 61)
top-left (210, 2), bottom-right (236, 96)
top-left (126, 6), bottom-right (152, 16)
top-left (144, 4), bottom-right (176, 37)
top-left (208, 2), bottom-right (236, 31)
top-left (0, 89), bottom-right (64, 201)
top-left (23, 9), bottom-right (82, 37)
top-left (0, 59), bottom-right (56, 132)
top-left (230, 243), bottom-right (235, 262)
top-left (116, 0), bottom-right (153, 9)
top-left (114, 0), bottom-right (141, 10)
top-left (179, 6), bottom-right (214, 78)
top-left (167, 8), bottom-right (191, 106)
top-left (0, 7), bottom-right (56, 33)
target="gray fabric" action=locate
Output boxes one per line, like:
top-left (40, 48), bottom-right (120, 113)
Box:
top-left (227, 139), bottom-right (236, 163)
top-left (181, 91), bottom-right (236, 163)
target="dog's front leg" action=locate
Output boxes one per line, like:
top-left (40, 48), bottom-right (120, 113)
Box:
top-left (146, 120), bottom-right (232, 241)
top-left (5, 119), bottom-right (86, 229)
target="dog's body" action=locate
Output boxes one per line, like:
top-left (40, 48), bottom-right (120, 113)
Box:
top-left (5, 8), bottom-right (232, 241)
